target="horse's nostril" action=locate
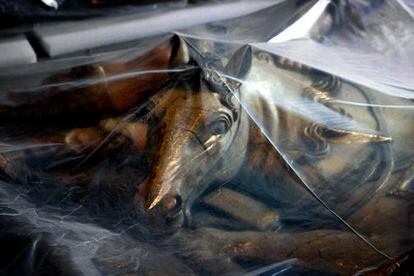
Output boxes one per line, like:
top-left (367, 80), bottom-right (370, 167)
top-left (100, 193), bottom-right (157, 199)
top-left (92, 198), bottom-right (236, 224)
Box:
top-left (175, 195), bottom-right (183, 208)
top-left (162, 194), bottom-right (183, 218)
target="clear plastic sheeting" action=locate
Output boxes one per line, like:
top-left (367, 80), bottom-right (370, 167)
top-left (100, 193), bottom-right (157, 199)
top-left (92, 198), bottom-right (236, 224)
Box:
top-left (0, 0), bottom-right (414, 275)
top-left (0, 0), bottom-right (187, 30)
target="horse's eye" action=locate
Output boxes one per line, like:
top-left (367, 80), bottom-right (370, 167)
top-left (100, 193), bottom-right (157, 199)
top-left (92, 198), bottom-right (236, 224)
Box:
top-left (210, 119), bottom-right (230, 136)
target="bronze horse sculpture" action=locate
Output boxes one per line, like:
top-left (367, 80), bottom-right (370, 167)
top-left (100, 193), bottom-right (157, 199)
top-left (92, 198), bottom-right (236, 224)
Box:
top-left (61, 40), bottom-right (414, 274)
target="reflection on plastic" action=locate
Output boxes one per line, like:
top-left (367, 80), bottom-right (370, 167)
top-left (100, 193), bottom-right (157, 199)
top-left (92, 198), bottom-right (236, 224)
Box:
top-left (1, 1), bottom-right (414, 275)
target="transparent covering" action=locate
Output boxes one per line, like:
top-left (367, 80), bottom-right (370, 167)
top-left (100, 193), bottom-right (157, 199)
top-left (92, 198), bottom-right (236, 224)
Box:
top-left (0, 0), bottom-right (187, 29)
top-left (1, 0), bottom-right (414, 275)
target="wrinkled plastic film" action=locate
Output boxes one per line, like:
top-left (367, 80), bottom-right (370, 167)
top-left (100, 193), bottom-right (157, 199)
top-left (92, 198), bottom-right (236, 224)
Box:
top-left (0, 0), bottom-right (187, 29)
top-left (1, 1), bottom-right (414, 275)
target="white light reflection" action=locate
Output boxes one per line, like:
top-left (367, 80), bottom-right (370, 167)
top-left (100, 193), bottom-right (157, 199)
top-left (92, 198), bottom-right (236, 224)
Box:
top-left (219, 71), bottom-right (382, 135)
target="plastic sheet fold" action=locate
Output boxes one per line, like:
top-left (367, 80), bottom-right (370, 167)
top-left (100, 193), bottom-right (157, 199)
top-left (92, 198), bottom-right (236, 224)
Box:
top-left (1, 0), bottom-right (414, 275)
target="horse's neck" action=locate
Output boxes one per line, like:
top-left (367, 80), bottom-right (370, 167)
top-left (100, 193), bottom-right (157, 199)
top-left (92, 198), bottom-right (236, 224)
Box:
top-left (241, 93), bottom-right (287, 178)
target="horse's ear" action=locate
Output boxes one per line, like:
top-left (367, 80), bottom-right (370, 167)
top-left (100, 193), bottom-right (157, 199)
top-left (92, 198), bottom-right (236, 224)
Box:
top-left (225, 45), bottom-right (252, 80)
top-left (167, 35), bottom-right (202, 90)
top-left (169, 35), bottom-right (190, 67)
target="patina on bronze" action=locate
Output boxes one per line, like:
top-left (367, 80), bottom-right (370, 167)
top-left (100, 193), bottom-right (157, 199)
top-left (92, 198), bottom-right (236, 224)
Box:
top-left (43, 38), bottom-right (413, 274)
top-left (125, 41), bottom-right (413, 273)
